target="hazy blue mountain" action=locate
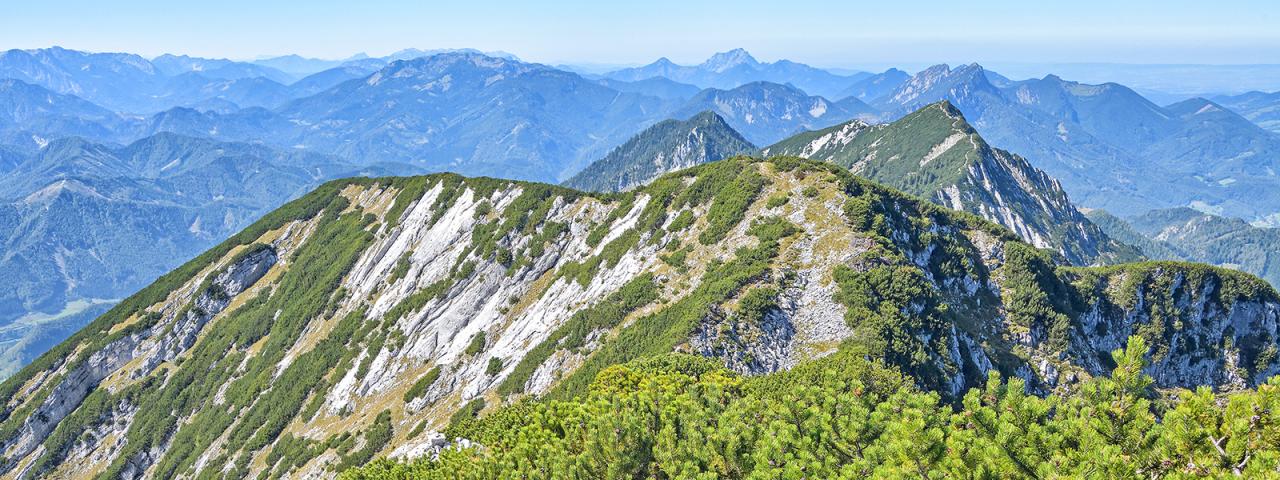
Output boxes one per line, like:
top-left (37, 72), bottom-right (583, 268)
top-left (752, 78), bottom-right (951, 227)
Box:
top-left (275, 53), bottom-right (673, 182)
top-left (766, 101), bottom-right (1140, 266)
top-left (1004, 74), bottom-right (1179, 149)
top-left (0, 145), bottom-right (25, 173)
top-left (835, 68), bottom-right (909, 101)
top-left (875, 63), bottom-right (1004, 113)
top-left (0, 79), bottom-right (129, 147)
top-left (604, 48), bottom-right (868, 98)
top-left (595, 77), bottom-right (702, 100)
top-left (983, 69), bottom-right (1016, 87)
top-left (1088, 207), bottom-right (1280, 288)
top-left (1213, 90), bottom-right (1280, 133)
top-left (289, 64), bottom-right (386, 97)
top-left (0, 133), bottom-right (401, 377)
top-left (141, 106), bottom-right (298, 145)
top-left (151, 54), bottom-right (295, 83)
top-left (153, 73), bottom-right (294, 110)
top-left (877, 64), bottom-right (1280, 223)
top-left (0, 49), bottom-right (874, 183)
top-left (674, 81), bottom-right (876, 146)
top-left (0, 47), bottom-right (172, 113)
top-left (983, 63), bottom-right (1280, 100)
top-left (384, 48), bottom-right (519, 62)
top-left (564, 111), bottom-right (755, 192)
top-left (0, 48), bottom-right (299, 113)
top-left (252, 49), bottom-right (518, 77)
top-left (251, 54), bottom-right (356, 76)
top-left (0, 48), bottom-right (373, 114)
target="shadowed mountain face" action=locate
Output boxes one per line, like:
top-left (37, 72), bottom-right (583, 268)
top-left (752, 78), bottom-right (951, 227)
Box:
top-left (766, 101), bottom-right (1140, 266)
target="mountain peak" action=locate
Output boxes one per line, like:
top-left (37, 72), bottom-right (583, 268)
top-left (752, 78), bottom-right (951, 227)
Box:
top-left (701, 48), bottom-right (759, 72)
top-left (564, 110), bottom-right (754, 192)
top-left (918, 64), bottom-right (952, 76)
top-left (930, 99), bottom-right (965, 119)
top-left (766, 102), bottom-right (1138, 265)
top-left (885, 62), bottom-right (998, 109)
top-left (687, 109), bottom-right (731, 125)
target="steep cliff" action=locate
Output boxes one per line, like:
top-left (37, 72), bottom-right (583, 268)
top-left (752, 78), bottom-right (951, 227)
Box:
top-left (1, 157), bottom-right (1276, 479)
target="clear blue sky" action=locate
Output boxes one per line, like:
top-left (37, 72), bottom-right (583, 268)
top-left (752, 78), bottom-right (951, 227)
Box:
top-left (2, 0), bottom-right (1278, 67)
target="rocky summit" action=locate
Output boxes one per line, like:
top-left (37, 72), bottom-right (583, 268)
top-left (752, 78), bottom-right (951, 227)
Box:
top-left (766, 101), bottom-right (1141, 266)
top-left (2, 156), bottom-right (1277, 479)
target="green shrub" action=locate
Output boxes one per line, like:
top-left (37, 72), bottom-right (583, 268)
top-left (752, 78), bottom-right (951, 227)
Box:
top-left (464, 332), bottom-right (487, 356)
top-left (766, 194), bottom-right (790, 208)
top-left (402, 367), bottom-right (442, 403)
top-left (485, 358), bottom-right (503, 376)
top-left (341, 338), bottom-right (1255, 480)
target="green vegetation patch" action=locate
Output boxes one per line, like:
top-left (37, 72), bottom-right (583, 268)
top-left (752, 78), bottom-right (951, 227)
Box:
top-left (339, 337), bottom-right (1280, 480)
top-left (403, 366), bottom-right (442, 403)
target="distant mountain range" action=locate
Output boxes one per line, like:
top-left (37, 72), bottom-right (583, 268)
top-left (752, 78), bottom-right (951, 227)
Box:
top-left (671, 81), bottom-right (877, 145)
top-left (251, 48), bottom-right (519, 76)
top-left (0, 47), bottom-right (518, 114)
top-left (595, 77), bottom-right (702, 100)
top-left (0, 50), bottom-right (887, 183)
top-left (564, 111), bottom-right (755, 192)
top-left (602, 48), bottom-right (869, 99)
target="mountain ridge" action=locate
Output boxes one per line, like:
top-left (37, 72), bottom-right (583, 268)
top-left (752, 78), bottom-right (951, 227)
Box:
top-left (2, 156), bottom-right (1276, 478)
top-left (563, 110), bottom-right (755, 192)
top-left (765, 101), bottom-right (1141, 265)
top-left (604, 48), bottom-right (868, 98)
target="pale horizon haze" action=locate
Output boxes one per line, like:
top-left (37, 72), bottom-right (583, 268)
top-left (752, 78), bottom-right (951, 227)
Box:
top-left (2, 0), bottom-right (1278, 68)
